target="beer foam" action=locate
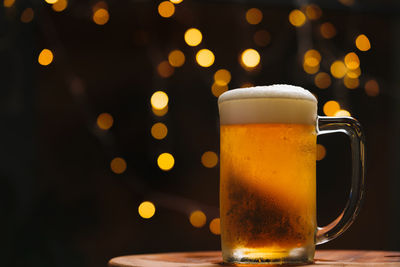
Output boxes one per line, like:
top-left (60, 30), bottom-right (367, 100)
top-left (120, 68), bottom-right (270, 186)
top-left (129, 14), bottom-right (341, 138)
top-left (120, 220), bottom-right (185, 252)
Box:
top-left (218, 85), bottom-right (317, 125)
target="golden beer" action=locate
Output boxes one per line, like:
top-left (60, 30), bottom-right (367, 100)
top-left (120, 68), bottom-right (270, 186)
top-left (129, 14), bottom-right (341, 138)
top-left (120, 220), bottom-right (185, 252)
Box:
top-left (219, 85), bottom-right (318, 264)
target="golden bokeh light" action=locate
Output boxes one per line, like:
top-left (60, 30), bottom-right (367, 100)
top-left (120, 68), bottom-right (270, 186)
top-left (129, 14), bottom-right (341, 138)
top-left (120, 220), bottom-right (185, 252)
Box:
top-left (52, 0), bottom-right (68, 12)
top-left (253, 30), bottom-right (271, 47)
top-left (152, 105), bottom-right (168, 117)
top-left (3, 0), bottom-right (15, 7)
top-left (241, 82), bottom-right (254, 88)
top-left (168, 50), bottom-right (185, 67)
top-left (304, 49), bottom-right (321, 67)
top-left (330, 60), bottom-right (347, 79)
top-left (97, 112), bottom-right (114, 130)
top-left (93, 8), bottom-right (109, 25)
top-left (38, 49), bottom-right (54, 66)
top-left (209, 218), bottom-right (221, 235)
top-left (196, 49), bottom-right (215, 67)
top-left (288, 9), bottom-right (306, 27)
top-left (335, 109), bottom-right (351, 117)
top-left (320, 22), bottom-right (336, 39)
top-left (214, 69), bottom-right (231, 86)
top-left (189, 210), bottom-right (206, 228)
top-left (316, 144), bottom-right (326, 161)
top-left (138, 201), bottom-right (156, 219)
top-left (343, 76), bottom-right (359, 89)
top-left (355, 34), bottom-right (371, 51)
top-left (92, 1), bottom-right (107, 11)
top-left (323, 100), bottom-right (340, 116)
top-left (339, 0), bottom-right (355, 6)
top-left (365, 79), bottom-right (379, 97)
top-left (346, 67), bottom-right (361, 78)
top-left (314, 72), bottom-right (331, 89)
top-left (110, 157), bottom-right (127, 174)
top-left (45, 0), bottom-right (58, 4)
top-left (184, 28), bottom-right (202, 47)
top-left (211, 83), bottom-right (228, 97)
top-left (151, 91), bottom-right (169, 110)
top-left (305, 4), bottom-right (322, 20)
top-left (241, 49), bottom-right (260, 68)
top-left (151, 122), bottom-right (168, 140)
top-left (170, 0), bottom-right (183, 3)
top-left (344, 52), bottom-right (360, 70)
top-left (21, 8), bottom-right (34, 23)
top-left (158, 1), bottom-right (175, 18)
top-left (246, 8), bottom-right (263, 25)
top-left (157, 61), bottom-right (174, 78)
top-left (201, 151), bottom-right (218, 168)
top-left (303, 62), bottom-right (319, 74)
top-left (157, 153), bottom-right (175, 171)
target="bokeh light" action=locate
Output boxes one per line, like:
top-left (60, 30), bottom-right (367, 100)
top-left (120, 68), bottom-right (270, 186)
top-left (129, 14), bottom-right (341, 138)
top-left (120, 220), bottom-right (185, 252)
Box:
top-left (209, 218), bottom-right (221, 235)
top-left (93, 8), bottom-right (109, 25)
top-left (110, 157), bottom-right (127, 174)
top-left (320, 22), bottom-right (336, 39)
top-left (316, 144), bottom-right (326, 161)
top-left (170, 0), bottom-right (183, 3)
top-left (335, 109), bottom-right (351, 116)
top-left (346, 67), bottom-right (361, 78)
top-left (245, 8), bottom-right (263, 25)
top-left (305, 4), bottom-right (322, 20)
top-left (138, 201), bottom-right (156, 219)
top-left (365, 79), bottom-right (380, 97)
top-left (303, 62), bottom-right (319, 74)
top-left (151, 91), bottom-right (169, 110)
top-left (344, 52), bottom-right (360, 70)
top-left (201, 151), bottom-right (218, 168)
top-left (211, 83), bottom-right (228, 97)
top-left (323, 100), bottom-right (340, 116)
top-left (330, 60), bottom-right (347, 78)
top-left (343, 76), bottom-right (359, 89)
top-left (151, 122), bottom-right (168, 140)
top-left (241, 49), bottom-right (260, 68)
top-left (21, 8), bottom-right (34, 23)
top-left (339, 0), bottom-right (355, 6)
top-left (38, 49), bottom-right (54, 66)
top-left (314, 72), bottom-right (331, 89)
top-left (304, 49), bottom-right (321, 67)
top-left (152, 106), bottom-right (168, 117)
top-left (355, 34), bottom-right (371, 51)
top-left (52, 0), bottom-right (68, 12)
top-left (196, 49), bottom-right (215, 67)
top-left (3, 0), bottom-right (15, 7)
top-left (214, 69), bottom-right (231, 86)
top-left (168, 50), bottom-right (185, 67)
top-left (157, 61), bottom-right (174, 78)
top-left (241, 82), bottom-right (254, 88)
top-left (158, 1), bottom-right (175, 18)
top-left (253, 30), bottom-right (271, 47)
top-left (45, 0), bottom-right (58, 4)
top-left (189, 210), bottom-right (206, 228)
top-left (97, 112), bottom-right (114, 130)
top-left (288, 9), bottom-right (306, 27)
top-left (184, 28), bottom-right (202, 47)
top-left (157, 153), bottom-right (175, 171)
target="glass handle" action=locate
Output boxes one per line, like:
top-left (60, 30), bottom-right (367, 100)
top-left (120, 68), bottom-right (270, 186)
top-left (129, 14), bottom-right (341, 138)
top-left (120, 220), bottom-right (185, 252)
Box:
top-left (316, 116), bottom-right (366, 245)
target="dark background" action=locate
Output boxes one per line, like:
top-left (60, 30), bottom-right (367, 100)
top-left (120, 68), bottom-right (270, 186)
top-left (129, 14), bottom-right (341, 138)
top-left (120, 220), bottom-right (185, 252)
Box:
top-left (1, 0), bottom-right (400, 266)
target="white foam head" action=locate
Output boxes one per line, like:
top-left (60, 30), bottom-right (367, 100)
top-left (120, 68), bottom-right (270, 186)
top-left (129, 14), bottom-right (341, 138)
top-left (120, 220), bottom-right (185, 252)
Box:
top-left (218, 85), bottom-right (317, 125)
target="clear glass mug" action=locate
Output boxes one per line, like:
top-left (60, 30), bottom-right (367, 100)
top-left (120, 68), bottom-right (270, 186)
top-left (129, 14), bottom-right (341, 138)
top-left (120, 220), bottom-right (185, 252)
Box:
top-left (218, 85), bottom-right (365, 264)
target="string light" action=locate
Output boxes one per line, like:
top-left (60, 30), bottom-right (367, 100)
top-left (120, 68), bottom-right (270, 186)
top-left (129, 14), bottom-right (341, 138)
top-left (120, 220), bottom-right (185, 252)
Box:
top-left (38, 49), bottom-right (54, 66)
top-left (323, 100), bottom-right (340, 116)
top-left (158, 1), bottom-right (175, 18)
top-left (343, 76), bottom-right (359, 89)
top-left (245, 8), bottom-right (263, 25)
top-left (152, 106), bottom-right (168, 117)
top-left (288, 9), bottom-right (306, 27)
top-left (196, 49), bottom-right (215, 67)
top-left (184, 28), bottom-right (202, 46)
top-left (138, 201), bottom-right (156, 219)
top-left (314, 72), bottom-right (331, 89)
top-left (45, 0), bottom-right (58, 4)
top-left (93, 8), bottom-right (109, 25)
top-left (157, 153), bottom-right (175, 171)
top-left (151, 122), bottom-right (168, 140)
top-left (253, 30), bottom-right (271, 47)
top-left (330, 60), bottom-right (347, 79)
top-left (3, 0), bottom-right (15, 7)
top-left (209, 218), bottom-right (221, 235)
top-left (97, 113), bottom-right (114, 130)
top-left (241, 49), bottom-right (260, 68)
top-left (305, 4), bottom-right (322, 20)
top-left (344, 52), bottom-right (360, 70)
top-left (320, 22), bottom-right (336, 39)
top-left (316, 144), bottom-right (326, 161)
top-left (335, 109), bottom-right (351, 116)
top-left (110, 157), bottom-right (127, 174)
top-left (21, 8), bottom-right (34, 23)
top-left (355, 34), bottom-right (371, 51)
top-left (365, 79), bottom-right (379, 97)
top-left (151, 91), bottom-right (169, 110)
top-left (157, 61), bottom-right (174, 78)
top-left (168, 50), bottom-right (185, 67)
top-left (189, 210), bottom-right (206, 228)
top-left (201, 151), bottom-right (218, 168)
top-left (214, 69), bottom-right (231, 86)
top-left (52, 0), bottom-right (68, 12)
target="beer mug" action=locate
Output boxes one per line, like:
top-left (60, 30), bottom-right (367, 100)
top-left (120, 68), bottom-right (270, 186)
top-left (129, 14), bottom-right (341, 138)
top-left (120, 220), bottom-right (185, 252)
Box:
top-left (218, 85), bottom-right (365, 264)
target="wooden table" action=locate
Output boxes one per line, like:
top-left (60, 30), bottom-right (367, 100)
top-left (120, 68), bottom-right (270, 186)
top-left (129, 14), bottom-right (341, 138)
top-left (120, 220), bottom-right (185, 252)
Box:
top-left (109, 250), bottom-right (400, 266)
